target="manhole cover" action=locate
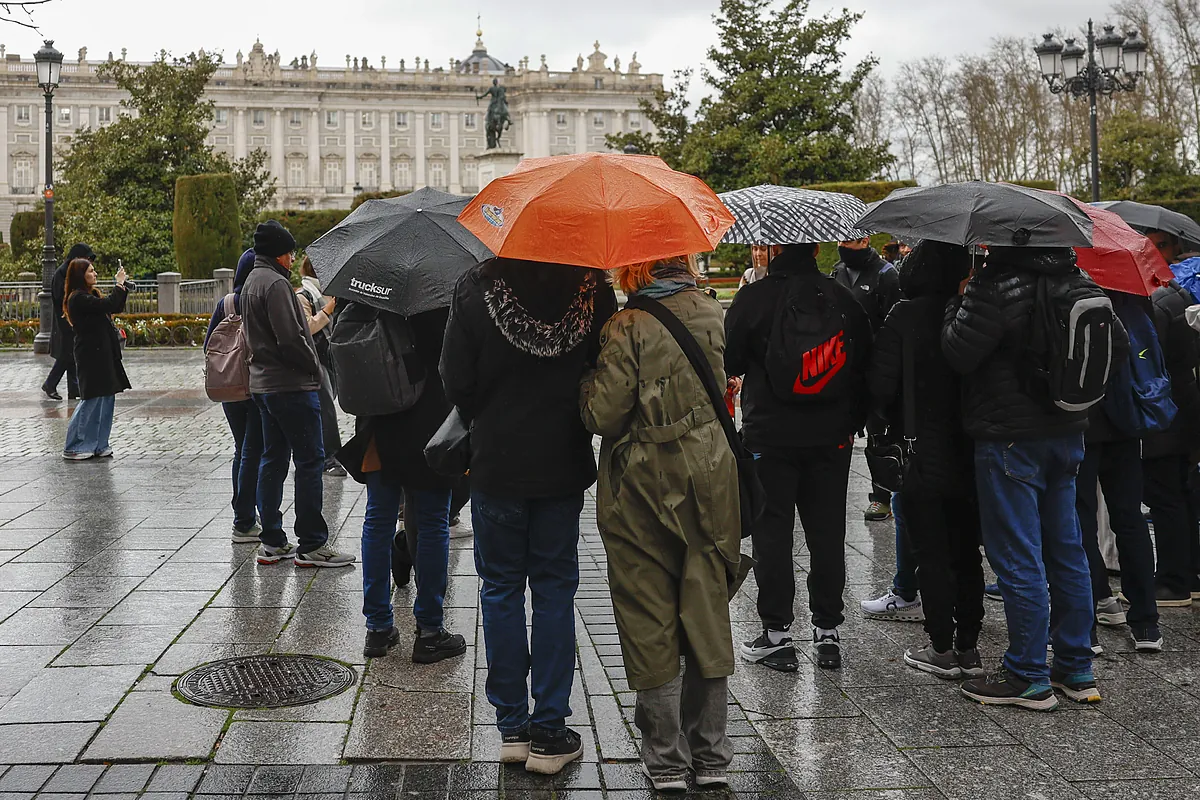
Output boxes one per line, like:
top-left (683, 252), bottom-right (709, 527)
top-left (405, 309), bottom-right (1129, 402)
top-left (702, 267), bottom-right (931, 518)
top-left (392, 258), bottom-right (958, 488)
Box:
top-left (174, 654), bottom-right (357, 709)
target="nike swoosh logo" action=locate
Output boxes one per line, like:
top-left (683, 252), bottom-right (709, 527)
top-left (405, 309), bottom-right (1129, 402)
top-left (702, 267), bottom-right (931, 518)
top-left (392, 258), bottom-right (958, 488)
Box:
top-left (1139, 349), bottom-right (1148, 359)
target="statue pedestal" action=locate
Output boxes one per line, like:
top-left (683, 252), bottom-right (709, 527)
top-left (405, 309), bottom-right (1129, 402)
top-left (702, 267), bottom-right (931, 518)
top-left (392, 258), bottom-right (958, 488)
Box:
top-left (477, 149), bottom-right (524, 189)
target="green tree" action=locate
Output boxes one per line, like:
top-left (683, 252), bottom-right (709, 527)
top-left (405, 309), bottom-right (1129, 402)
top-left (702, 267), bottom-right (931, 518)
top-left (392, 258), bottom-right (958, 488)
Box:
top-left (1095, 110), bottom-right (1187, 199)
top-left (605, 69), bottom-right (693, 169)
top-left (55, 53), bottom-right (275, 275)
top-left (174, 174), bottom-right (241, 279)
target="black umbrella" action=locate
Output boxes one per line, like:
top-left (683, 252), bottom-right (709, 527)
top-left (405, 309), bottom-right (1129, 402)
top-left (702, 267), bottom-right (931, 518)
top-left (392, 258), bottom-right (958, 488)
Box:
top-left (307, 187), bottom-right (493, 316)
top-left (1092, 200), bottom-right (1200, 248)
top-left (856, 182), bottom-right (1094, 248)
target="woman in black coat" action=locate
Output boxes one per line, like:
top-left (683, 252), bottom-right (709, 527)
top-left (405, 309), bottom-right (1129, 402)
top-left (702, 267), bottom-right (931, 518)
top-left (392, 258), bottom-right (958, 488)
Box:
top-left (868, 241), bottom-right (984, 678)
top-left (62, 258), bottom-right (130, 460)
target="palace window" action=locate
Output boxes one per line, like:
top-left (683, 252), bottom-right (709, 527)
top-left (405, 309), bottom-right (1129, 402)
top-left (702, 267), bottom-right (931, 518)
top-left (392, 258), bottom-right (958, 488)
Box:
top-left (463, 112), bottom-right (477, 129)
top-left (430, 112), bottom-right (444, 130)
top-left (463, 160), bottom-right (478, 189)
top-left (252, 109), bottom-right (266, 127)
top-left (59, 107), bottom-right (71, 125)
top-left (555, 112), bottom-right (567, 127)
top-left (214, 108), bottom-right (227, 125)
top-left (429, 160), bottom-right (446, 188)
top-left (394, 111), bottom-right (409, 129)
top-left (360, 111), bottom-right (375, 129)
top-left (394, 159), bottom-right (412, 189)
top-left (325, 110), bottom-right (339, 128)
top-left (290, 110), bottom-right (303, 127)
top-left (628, 112), bottom-right (641, 129)
top-left (593, 112), bottom-right (605, 128)
top-left (98, 107), bottom-right (112, 124)
top-left (359, 160), bottom-right (379, 189)
top-left (15, 105), bottom-right (30, 124)
top-left (324, 158), bottom-right (342, 189)
top-left (287, 158), bottom-right (305, 187)
top-left (13, 157), bottom-right (32, 190)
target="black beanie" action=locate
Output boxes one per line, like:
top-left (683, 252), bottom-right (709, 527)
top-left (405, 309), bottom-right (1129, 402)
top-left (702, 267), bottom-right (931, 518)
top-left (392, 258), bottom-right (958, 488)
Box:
top-left (253, 220), bottom-right (297, 258)
top-left (65, 243), bottom-right (96, 262)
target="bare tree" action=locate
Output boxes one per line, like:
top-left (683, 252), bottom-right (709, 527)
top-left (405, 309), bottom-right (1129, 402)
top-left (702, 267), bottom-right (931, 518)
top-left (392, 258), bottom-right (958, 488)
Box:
top-left (0, 0), bottom-right (52, 31)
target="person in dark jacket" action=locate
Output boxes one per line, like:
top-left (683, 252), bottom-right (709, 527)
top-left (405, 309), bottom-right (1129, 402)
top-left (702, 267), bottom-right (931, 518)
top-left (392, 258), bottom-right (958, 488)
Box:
top-left (205, 249), bottom-right (263, 544)
top-left (833, 236), bottom-right (901, 523)
top-left (1144, 279), bottom-right (1200, 605)
top-left (943, 246), bottom-right (1127, 711)
top-left (42, 243), bottom-right (96, 401)
top-left (240, 220), bottom-right (354, 569)
top-left (62, 258), bottom-right (129, 459)
top-left (868, 241), bottom-right (985, 678)
top-left (338, 307), bottom-right (467, 664)
top-left (725, 243), bottom-right (873, 672)
top-left (440, 257), bottom-right (616, 775)
top-left (295, 256), bottom-right (346, 477)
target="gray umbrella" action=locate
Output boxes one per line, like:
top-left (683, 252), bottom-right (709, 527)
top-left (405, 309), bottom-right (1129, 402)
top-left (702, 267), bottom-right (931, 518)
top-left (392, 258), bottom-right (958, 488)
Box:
top-left (307, 187), bottom-right (493, 316)
top-left (718, 185), bottom-right (871, 244)
top-left (1092, 200), bottom-right (1200, 248)
top-left (856, 182), bottom-right (1094, 248)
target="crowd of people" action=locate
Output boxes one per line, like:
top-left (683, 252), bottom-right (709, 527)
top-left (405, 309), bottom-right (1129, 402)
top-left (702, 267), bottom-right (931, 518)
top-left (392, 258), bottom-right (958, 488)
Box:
top-left (42, 203), bottom-right (1200, 790)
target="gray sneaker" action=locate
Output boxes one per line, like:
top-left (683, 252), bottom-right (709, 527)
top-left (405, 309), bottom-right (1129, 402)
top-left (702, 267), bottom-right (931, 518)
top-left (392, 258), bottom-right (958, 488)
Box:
top-left (1095, 595), bottom-right (1127, 627)
top-left (903, 644), bottom-right (961, 678)
top-left (956, 648), bottom-right (987, 678)
top-left (257, 542), bottom-right (298, 564)
top-left (231, 522), bottom-right (262, 544)
top-left (295, 545), bottom-right (357, 568)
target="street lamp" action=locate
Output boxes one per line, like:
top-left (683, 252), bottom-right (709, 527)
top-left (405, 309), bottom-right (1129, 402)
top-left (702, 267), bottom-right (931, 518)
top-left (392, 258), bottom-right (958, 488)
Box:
top-left (32, 39), bottom-right (62, 355)
top-left (1034, 21), bottom-right (1148, 202)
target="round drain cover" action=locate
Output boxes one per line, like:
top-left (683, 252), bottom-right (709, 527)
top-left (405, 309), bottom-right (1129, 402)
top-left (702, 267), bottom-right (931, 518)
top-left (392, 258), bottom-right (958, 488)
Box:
top-left (174, 654), bottom-right (357, 709)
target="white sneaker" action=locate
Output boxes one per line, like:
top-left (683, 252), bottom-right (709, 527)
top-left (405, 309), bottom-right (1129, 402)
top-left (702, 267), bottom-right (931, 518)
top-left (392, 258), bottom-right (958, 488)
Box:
top-left (641, 762), bottom-right (687, 792)
top-left (257, 542), bottom-right (298, 564)
top-left (231, 522), bottom-right (262, 544)
top-left (860, 589), bottom-right (924, 622)
top-left (449, 514), bottom-right (473, 539)
top-left (295, 545), bottom-right (357, 568)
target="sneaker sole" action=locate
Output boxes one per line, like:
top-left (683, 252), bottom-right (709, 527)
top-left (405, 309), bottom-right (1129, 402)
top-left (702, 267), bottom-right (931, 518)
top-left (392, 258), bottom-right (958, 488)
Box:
top-left (1134, 638), bottom-right (1164, 652)
top-left (257, 553), bottom-right (297, 564)
top-left (1156, 597), bottom-right (1193, 608)
top-left (695, 776), bottom-right (729, 788)
top-left (961, 687), bottom-right (1059, 711)
top-left (62, 453), bottom-right (94, 461)
top-left (1096, 610), bottom-right (1127, 626)
top-left (959, 666), bottom-right (988, 678)
top-left (500, 742), bottom-right (530, 763)
top-left (1191, 591), bottom-right (1200, 600)
top-left (231, 535), bottom-right (261, 544)
top-left (739, 646), bottom-right (798, 672)
top-left (864, 513), bottom-right (892, 522)
top-left (903, 652), bottom-right (961, 679)
top-left (412, 642), bottom-right (467, 664)
top-left (525, 743), bottom-right (583, 775)
top-left (862, 607), bottom-right (925, 622)
top-left (295, 558), bottom-right (356, 568)
top-left (1051, 681), bottom-right (1102, 703)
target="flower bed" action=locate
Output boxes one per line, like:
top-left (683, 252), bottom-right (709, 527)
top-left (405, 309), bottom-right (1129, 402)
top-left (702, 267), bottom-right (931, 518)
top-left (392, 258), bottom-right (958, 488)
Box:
top-left (0, 313), bottom-right (213, 348)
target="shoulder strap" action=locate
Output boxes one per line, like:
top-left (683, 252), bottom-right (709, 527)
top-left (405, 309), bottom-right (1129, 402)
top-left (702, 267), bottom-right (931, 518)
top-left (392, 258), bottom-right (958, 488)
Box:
top-left (901, 328), bottom-right (916, 444)
top-left (624, 294), bottom-right (744, 457)
top-left (223, 293), bottom-right (236, 318)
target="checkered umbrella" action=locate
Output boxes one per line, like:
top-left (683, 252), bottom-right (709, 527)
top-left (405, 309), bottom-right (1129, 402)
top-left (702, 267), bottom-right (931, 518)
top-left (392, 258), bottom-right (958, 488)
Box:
top-left (718, 185), bottom-right (872, 245)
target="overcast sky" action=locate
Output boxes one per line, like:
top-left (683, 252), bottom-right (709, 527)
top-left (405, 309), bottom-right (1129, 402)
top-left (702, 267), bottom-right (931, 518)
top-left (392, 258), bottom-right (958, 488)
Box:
top-left (11, 0), bottom-right (1112, 89)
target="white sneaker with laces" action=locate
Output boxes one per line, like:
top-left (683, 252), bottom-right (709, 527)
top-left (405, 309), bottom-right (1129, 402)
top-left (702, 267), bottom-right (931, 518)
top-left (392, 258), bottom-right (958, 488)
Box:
top-left (231, 522), bottom-right (262, 544)
top-left (257, 542), bottom-right (298, 564)
top-left (860, 589), bottom-right (924, 621)
top-left (295, 545), bottom-right (357, 568)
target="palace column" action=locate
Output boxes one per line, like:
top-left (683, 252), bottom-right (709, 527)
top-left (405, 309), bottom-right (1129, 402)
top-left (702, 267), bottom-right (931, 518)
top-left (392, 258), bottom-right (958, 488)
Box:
top-left (449, 111), bottom-right (461, 194)
top-left (575, 110), bottom-right (588, 154)
top-left (344, 109), bottom-right (356, 194)
top-left (380, 112), bottom-right (392, 191)
top-left (414, 111), bottom-right (426, 187)
top-left (308, 109), bottom-right (321, 187)
top-left (234, 108), bottom-right (247, 160)
top-left (271, 110), bottom-right (285, 187)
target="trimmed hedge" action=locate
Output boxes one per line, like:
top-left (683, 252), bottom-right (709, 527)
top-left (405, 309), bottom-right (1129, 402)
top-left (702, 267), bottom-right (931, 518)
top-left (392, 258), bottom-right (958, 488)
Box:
top-left (174, 174), bottom-right (242, 279)
top-left (10, 211), bottom-right (42, 260)
top-left (801, 180), bottom-right (917, 204)
top-left (350, 190), bottom-right (410, 210)
top-left (252, 209), bottom-right (351, 251)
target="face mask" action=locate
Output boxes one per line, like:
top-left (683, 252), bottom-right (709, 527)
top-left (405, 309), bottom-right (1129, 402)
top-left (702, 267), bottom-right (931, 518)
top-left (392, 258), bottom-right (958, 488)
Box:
top-left (838, 246), bottom-right (872, 269)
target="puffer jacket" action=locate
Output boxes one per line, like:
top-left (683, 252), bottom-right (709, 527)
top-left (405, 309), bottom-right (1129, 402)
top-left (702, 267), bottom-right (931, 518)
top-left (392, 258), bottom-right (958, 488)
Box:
top-left (1144, 279), bottom-right (1200, 459)
top-left (941, 247), bottom-right (1129, 442)
top-left (869, 241), bottom-right (974, 492)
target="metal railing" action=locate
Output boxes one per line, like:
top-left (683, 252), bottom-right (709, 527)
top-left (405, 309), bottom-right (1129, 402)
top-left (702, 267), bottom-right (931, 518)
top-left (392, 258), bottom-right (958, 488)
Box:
top-left (180, 279), bottom-right (218, 315)
top-left (0, 281), bottom-right (41, 321)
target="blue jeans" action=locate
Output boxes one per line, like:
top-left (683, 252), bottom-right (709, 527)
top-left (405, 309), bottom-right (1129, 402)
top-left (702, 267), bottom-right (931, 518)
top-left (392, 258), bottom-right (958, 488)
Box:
top-left (361, 473), bottom-right (451, 632)
top-left (254, 391), bottom-right (328, 554)
top-left (473, 491), bottom-right (583, 734)
top-left (891, 493), bottom-right (919, 601)
top-left (64, 395), bottom-right (115, 456)
top-left (223, 400), bottom-right (263, 533)
top-left (975, 436), bottom-right (1093, 685)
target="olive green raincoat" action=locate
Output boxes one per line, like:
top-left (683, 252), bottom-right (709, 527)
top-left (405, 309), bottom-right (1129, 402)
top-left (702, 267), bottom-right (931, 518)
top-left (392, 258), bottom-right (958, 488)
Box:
top-left (580, 288), bottom-right (743, 691)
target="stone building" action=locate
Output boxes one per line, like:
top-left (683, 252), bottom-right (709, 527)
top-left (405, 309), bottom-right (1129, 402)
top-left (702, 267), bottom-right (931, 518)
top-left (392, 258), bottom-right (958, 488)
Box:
top-left (0, 31), bottom-right (661, 237)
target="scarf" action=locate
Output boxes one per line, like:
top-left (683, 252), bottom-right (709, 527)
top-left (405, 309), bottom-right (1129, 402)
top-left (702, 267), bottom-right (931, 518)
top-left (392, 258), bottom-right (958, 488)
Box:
top-left (633, 258), bottom-right (697, 299)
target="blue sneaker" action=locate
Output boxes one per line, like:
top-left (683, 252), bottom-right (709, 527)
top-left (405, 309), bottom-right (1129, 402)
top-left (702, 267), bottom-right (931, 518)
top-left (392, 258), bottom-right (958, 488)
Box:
top-left (1050, 669), bottom-right (1101, 703)
top-left (984, 583), bottom-right (1003, 602)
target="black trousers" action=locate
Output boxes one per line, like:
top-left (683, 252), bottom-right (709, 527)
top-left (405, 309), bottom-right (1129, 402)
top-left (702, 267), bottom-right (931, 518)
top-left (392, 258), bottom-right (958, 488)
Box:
top-left (1144, 454), bottom-right (1200, 596)
top-left (902, 478), bottom-right (984, 652)
top-left (751, 443), bottom-right (852, 631)
top-left (1077, 439), bottom-right (1158, 627)
top-left (865, 417), bottom-right (892, 505)
top-left (43, 356), bottom-right (78, 397)
top-left (316, 360), bottom-right (341, 466)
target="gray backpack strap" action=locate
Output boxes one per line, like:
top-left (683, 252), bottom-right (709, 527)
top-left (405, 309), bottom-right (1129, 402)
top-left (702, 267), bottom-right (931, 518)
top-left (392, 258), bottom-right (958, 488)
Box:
top-left (223, 293), bottom-right (237, 318)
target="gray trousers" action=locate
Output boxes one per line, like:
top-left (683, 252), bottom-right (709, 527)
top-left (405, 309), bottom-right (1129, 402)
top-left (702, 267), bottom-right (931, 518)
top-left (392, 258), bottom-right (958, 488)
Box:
top-left (633, 657), bottom-right (732, 778)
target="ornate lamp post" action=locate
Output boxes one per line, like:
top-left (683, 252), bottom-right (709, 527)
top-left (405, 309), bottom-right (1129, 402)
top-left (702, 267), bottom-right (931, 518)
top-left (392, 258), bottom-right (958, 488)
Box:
top-left (1034, 21), bottom-right (1148, 202)
top-left (32, 39), bottom-right (63, 355)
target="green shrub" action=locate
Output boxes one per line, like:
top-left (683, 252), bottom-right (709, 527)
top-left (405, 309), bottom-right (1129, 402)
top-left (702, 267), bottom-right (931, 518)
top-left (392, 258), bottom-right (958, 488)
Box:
top-left (350, 189), bottom-right (410, 210)
top-left (801, 180), bottom-right (917, 204)
top-left (251, 209), bottom-right (351, 251)
top-left (174, 173), bottom-right (242, 279)
top-left (10, 211), bottom-right (43, 260)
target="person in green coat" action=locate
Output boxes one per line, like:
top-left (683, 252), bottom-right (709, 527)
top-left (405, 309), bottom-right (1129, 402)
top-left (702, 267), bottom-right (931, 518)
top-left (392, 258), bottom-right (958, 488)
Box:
top-left (580, 255), bottom-right (743, 792)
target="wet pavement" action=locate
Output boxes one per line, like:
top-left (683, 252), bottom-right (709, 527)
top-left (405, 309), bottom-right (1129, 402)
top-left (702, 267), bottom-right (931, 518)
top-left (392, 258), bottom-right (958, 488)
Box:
top-left (2, 349), bottom-right (1200, 799)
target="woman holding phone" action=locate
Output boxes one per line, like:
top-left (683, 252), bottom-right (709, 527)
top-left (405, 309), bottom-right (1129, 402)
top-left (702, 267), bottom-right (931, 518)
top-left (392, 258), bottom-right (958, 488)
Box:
top-left (62, 258), bottom-right (130, 460)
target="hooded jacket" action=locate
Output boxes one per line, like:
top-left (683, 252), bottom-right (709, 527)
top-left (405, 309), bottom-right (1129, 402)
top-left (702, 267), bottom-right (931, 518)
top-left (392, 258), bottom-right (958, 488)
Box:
top-left (1144, 279), bottom-right (1200, 459)
top-left (941, 247), bottom-right (1129, 441)
top-left (832, 246), bottom-right (901, 332)
top-left (204, 248), bottom-right (256, 347)
top-left (239, 253), bottom-right (321, 394)
top-left (440, 258), bottom-right (618, 497)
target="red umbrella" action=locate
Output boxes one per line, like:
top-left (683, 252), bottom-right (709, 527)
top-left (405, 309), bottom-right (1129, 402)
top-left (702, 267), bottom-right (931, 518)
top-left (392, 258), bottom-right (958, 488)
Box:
top-left (1054, 192), bottom-right (1173, 296)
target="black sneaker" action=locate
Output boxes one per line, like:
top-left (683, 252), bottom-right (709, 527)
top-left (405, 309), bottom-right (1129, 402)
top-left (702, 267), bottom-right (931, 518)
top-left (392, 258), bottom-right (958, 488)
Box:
top-left (1132, 624), bottom-right (1164, 652)
top-left (412, 627), bottom-right (467, 664)
top-left (363, 626), bottom-right (400, 658)
top-left (1091, 628), bottom-right (1105, 656)
top-left (526, 725), bottom-right (583, 775)
top-left (956, 648), bottom-right (986, 678)
top-left (500, 729), bottom-right (531, 763)
top-left (961, 667), bottom-right (1058, 711)
top-left (814, 628), bottom-right (841, 669)
top-left (1155, 585), bottom-right (1193, 607)
top-left (738, 630), bottom-right (799, 672)
top-left (42, 386), bottom-right (62, 401)
top-left (1050, 668), bottom-right (1102, 703)
top-left (984, 583), bottom-right (1003, 602)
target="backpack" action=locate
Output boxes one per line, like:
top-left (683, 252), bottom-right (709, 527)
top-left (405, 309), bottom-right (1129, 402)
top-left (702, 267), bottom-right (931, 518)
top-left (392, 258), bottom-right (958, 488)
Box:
top-left (1104, 293), bottom-right (1177, 436)
top-left (765, 275), bottom-right (856, 402)
top-left (1026, 275), bottom-right (1114, 412)
top-left (203, 293), bottom-right (251, 403)
top-left (1172, 257), bottom-right (1200, 302)
top-left (328, 301), bottom-right (425, 416)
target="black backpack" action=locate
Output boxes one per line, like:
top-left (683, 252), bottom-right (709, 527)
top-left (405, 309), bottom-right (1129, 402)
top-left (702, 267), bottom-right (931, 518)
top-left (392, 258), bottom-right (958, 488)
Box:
top-left (765, 275), bottom-right (856, 402)
top-left (328, 302), bottom-right (425, 416)
top-left (1026, 275), bottom-right (1114, 413)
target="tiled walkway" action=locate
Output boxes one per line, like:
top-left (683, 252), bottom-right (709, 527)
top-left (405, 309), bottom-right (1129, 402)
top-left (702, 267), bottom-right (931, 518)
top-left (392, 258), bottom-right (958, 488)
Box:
top-left (2, 350), bottom-right (1200, 799)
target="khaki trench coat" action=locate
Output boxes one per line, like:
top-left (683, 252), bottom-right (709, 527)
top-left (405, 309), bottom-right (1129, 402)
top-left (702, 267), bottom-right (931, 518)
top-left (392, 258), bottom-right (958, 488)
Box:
top-left (580, 288), bottom-right (742, 691)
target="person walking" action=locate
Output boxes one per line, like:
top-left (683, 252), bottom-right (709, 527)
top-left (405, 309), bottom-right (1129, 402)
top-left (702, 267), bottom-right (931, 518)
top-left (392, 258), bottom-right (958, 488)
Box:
top-left (581, 255), bottom-right (741, 792)
top-left (441, 257), bottom-right (616, 774)
top-left (339, 306), bottom-right (466, 663)
top-left (832, 235), bottom-right (900, 522)
top-left (61, 258), bottom-right (130, 460)
top-left (943, 246), bottom-right (1125, 710)
top-left (206, 249), bottom-right (263, 543)
top-left (239, 220), bottom-right (354, 569)
top-left (725, 243), bottom-right (873, 671)
top-left (868, 241), bottom-right (985, 678)
top-left (295, 256), bottom-right (346, 477)
top-left (42, 243), bottom-right (95, 401)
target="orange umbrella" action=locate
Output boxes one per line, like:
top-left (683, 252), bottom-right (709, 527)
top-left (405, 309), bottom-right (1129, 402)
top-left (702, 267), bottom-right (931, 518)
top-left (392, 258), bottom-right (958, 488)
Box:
top-left (457, 152), bottom-right (734, 269)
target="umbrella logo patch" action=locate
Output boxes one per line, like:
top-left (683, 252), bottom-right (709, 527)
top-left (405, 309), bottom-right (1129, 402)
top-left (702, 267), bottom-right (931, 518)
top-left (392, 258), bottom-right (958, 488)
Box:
top-left (349, 277), bottom-right (394, 299)
top-left (794, 331), bottom-right (846, 395)
top-left (481, 204), bottom-right (505, 228)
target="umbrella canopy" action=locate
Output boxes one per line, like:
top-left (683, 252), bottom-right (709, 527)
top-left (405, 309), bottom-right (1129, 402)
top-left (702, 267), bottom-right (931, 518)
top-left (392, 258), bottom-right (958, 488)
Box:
top-left (1092, 200), bottom-right (1200, 248)
top-left (1062, 195), bottom-right (1173, 297)
top-left (717, 185), bottom-right (871, 245)
top-left (856, 181), bottom-right (1094, 248)
top-left (307, 187), bottom-right (493, 316)
top-left (457, 152), bottom-right (734, 269)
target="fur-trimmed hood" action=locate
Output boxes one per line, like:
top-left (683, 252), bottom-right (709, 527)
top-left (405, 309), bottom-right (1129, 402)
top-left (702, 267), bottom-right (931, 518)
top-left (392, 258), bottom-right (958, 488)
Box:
top-left (484, 271), bottom-right (598, 358)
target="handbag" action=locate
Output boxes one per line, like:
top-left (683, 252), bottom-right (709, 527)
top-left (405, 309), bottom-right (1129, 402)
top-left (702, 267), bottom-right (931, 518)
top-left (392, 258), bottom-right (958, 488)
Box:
top-left (424, 407), bottom-right (471, 477)
top-left (864, 328), bottom-right (916, 494)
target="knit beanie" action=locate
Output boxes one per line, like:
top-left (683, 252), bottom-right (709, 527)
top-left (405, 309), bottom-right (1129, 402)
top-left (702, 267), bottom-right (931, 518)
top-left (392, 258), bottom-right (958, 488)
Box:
top-left (253, 220), bottom-right (297, 258)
